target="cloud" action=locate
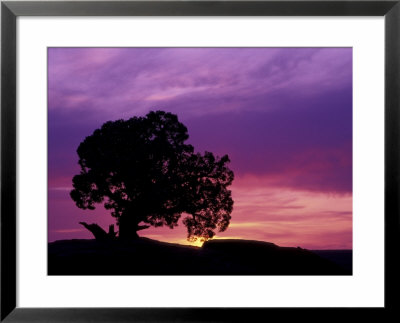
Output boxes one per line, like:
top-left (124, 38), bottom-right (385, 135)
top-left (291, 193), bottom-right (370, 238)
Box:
top-left (48, 47), bottom-right (352, 247)
top-left (49, 84), bottom-right (352, 194)
top-left (48, 47), bottom-right (351, 117)
top-left (52, 228), bottom-right (85, 233)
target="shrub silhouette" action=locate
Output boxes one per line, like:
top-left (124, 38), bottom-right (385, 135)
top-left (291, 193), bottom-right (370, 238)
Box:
top-left (70, 111), bottom-right (234, 241)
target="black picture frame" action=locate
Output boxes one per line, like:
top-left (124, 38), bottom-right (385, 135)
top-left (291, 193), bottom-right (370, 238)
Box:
top-left (1, 1), bottom-right (399, 322)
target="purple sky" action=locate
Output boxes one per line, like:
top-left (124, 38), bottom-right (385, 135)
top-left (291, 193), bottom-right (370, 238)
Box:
top-left (48, 48), bottom-right (352, 249)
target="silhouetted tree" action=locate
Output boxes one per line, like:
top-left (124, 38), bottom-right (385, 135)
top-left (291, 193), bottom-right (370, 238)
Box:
top-left (70, 111), bottom-right (234, 241)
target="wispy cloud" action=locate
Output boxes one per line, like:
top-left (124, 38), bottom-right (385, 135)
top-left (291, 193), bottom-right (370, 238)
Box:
top-left (52, 228), bottom-right (85, 233)
top-left (48, 47), bottom-right (352, 249)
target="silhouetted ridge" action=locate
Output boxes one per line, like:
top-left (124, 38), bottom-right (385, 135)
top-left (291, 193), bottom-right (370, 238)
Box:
top-left (311, 249), bottom-right (353, 273)
top-left (48, 238), bottom-right (351, 275)
top-left (203, 239), bottom-right (279, 251)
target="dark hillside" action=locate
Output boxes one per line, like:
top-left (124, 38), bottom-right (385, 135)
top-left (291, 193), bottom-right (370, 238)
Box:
top-left (311, 250), bottom-right (352, 273)
top-left (48, 238), bottom-right (351, 275)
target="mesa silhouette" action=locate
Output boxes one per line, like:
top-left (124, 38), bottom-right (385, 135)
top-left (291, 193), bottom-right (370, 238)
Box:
top-left (48, 238), bottom-right (351, 275)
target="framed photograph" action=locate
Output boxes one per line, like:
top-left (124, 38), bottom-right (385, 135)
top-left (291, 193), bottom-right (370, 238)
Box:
top-left (1, 0), bottom-right (399, 321)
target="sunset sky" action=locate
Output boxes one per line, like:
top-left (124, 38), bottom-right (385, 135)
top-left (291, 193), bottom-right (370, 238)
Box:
top-left (48, 47), bottom-right (352, 249)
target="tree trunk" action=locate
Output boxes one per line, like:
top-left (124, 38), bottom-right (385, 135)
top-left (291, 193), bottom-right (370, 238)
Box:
top-left (118, 216), bottom-right (140, 240)
top-left (118, 214), bottom-right (152, 240)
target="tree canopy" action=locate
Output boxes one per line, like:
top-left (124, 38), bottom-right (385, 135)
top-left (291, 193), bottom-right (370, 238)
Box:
top-left (70, 111), bottom-right (234, 241)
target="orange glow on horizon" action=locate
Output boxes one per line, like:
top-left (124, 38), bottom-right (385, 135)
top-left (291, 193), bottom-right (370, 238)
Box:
top-left (141, 174), bottom-right (352, 250)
